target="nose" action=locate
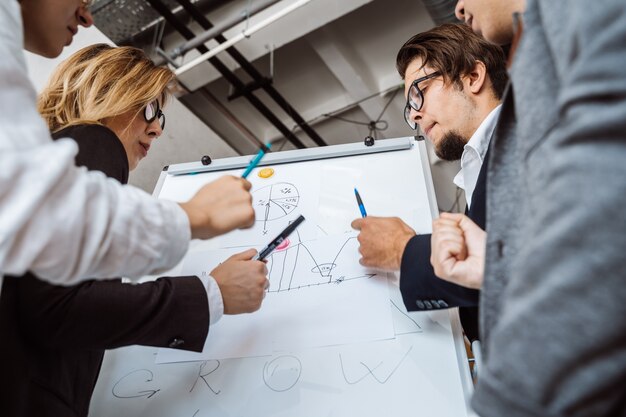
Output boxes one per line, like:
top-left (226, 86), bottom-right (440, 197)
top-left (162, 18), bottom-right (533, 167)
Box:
top-left (409, 106), bottom-right (423, 127)
top-left (455, 0), bottom-right (465, 22)
top-left (147, 119), bottom-right (163, 138)
top-left (77, 5), bottom-right (94, 28)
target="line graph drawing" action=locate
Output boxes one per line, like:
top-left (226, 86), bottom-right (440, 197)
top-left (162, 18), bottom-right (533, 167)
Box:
top-left (265, 235), bottom-right (376, 293)
top-left (253, 182), bottom-right (300, 234)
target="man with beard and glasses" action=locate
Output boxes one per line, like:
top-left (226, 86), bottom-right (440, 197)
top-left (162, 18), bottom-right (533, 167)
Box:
top-left (351, 23), bottom-right (507, 341)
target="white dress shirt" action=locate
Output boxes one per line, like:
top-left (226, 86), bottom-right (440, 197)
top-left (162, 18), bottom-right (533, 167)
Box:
top-left (0, 2), bottom-right (192, 294)
top-left (453, 105), bottom-right (501, 209)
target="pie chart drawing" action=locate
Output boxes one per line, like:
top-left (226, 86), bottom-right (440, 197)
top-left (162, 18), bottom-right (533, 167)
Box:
top-left (253, 182), bottom-right (300, 230)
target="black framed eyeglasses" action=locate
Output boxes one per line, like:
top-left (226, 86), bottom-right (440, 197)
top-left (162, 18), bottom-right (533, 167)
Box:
top-left (403, 71), bottom-right (441, 130)
top-left (144, 100), bottom-right (165, 130)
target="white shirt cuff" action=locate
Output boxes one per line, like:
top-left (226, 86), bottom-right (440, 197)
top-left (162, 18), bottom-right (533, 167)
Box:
top-left (197, 274), bottom-right (224, 325)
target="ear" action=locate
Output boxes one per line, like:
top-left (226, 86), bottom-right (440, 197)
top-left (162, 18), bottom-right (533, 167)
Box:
top-left (464, 60), bottom-right (488, 95)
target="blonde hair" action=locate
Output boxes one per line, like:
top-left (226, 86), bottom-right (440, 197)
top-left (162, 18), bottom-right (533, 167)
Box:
top-left (38, 44), bottom-right (175, 133)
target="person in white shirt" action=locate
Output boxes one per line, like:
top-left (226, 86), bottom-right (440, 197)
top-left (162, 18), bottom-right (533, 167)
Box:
top-left (0, 43), bottom-right (268, 417)
top-left (350, 24), bottom-right (507, 339)
top-left (0, 0), bottom-right (255, 291)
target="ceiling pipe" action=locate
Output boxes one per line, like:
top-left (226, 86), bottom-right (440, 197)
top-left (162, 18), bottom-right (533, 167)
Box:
top-left (146, 0), bottom-right (307, 149)
top-left (176, 0), bottom-right (328, 147)
top-left (174, 0), bottom-right (312, 76)
top-left (156, 0), bottom-right (281, 66)
top-left (420, 0), bottom-right (460, 25)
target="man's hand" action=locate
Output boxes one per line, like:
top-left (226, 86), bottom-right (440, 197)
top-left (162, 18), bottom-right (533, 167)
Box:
top-left (430, 213), bottom-right (485, 289)
top-left (210, 248), bottom-right (268, 315)
top-left (179, 175), bottom-right (254, 239)
top-left (351, 216), bottom-right (416, 270)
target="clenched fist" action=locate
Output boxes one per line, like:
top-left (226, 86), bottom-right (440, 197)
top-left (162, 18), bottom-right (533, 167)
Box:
top-left (180, 175), bottom-right (255, 239)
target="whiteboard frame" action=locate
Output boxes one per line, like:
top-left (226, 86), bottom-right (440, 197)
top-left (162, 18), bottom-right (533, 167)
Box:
top-left (152, 136), bottom-right (474, 413)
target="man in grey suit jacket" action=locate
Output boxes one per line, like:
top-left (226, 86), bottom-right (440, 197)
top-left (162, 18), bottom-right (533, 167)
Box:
top-left (432, 0), bottom-right (626, 416)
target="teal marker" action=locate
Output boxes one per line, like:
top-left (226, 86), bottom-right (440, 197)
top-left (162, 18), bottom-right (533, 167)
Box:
top-left (242, 142), bottom-right (272, 179)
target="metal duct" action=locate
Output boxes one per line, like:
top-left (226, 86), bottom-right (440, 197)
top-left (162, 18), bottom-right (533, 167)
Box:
top-left (89, 0), bottom-right (231, 45)
top-left (421, 0), bottom-right (459, 25)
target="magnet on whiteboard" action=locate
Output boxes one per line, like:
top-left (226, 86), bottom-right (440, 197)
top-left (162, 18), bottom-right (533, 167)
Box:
top-left (258, 167), bottom-right (275, 178)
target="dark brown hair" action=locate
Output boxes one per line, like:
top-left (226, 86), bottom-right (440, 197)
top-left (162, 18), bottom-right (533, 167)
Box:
top-left (396, 23), bottom-right (508, 99)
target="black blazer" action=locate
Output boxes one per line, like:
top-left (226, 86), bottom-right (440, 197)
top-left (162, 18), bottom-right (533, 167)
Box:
top-left (0, 125), bottom-right (209, 417)
top-left (399, 148), bottom-right (489, 339)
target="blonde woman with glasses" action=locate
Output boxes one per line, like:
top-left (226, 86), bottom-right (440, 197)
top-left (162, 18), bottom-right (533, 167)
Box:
top-left (0, 44), bottom-right (268, 417)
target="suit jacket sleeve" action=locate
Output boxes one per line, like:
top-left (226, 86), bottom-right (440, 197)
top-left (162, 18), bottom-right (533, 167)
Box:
top-left (399, 141), bottom-right (488, 312)
top-left (400, 234), bottom-right (480, 311)
top-left (17, 275), bottom-right (209, 352)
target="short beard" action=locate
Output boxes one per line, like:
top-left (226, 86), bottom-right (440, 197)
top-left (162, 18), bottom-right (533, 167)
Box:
top-left (434, 130), bottom-right (467, 161)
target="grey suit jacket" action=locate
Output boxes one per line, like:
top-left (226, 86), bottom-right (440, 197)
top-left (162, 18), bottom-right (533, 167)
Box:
top-left (473, 1), bottom-right (626, 416)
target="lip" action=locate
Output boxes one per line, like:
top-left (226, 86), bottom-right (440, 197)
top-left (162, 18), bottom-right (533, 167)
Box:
top-left (66, 26), bottom-right (78, 45)
top-left (423, 123), bottom-right (436, 137)
top-left (139, 142), bottom-right (150, 157)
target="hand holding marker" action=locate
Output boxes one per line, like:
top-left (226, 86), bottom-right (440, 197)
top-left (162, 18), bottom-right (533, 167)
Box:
top-left (253, 215), bottom-right (306, 261)
top-left (242, 139), bottom-right (304, 261)
top-left (241, 142), bottom-right (272, 179)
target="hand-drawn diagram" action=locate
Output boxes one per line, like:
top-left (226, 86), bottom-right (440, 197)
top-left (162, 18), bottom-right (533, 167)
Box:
top-left (265, 235), bottom-right (376, 293)
top-left (169, 233), bottom-right (391, 364)
top-left (253, 182), bottom-right (300, 234)
top-left (262, 355), bottom-right (302, 392)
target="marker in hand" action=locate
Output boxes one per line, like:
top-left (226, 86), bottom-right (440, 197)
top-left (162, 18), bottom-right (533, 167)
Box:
top-left (253, 215), bottom-right (306, 261)
top-left (241, 142), bottom-right (271, 179)
top-left (354, 188), bottom-right (367, 218)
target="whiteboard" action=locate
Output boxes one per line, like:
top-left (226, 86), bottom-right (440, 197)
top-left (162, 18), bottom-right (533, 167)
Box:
top-left (88, 137), bottom-right (475, 417)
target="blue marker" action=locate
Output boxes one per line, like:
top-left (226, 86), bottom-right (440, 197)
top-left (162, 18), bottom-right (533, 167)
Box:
top-left (354, 188), bottom-right (367, 218)
top-left (241, 142), bottom-right (272, 179)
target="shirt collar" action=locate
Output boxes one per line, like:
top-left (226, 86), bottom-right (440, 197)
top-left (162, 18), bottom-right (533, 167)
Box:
top-left (452, 104), bottom-right (502, 202)
top-left (464, 104), bottom-right (501, 163)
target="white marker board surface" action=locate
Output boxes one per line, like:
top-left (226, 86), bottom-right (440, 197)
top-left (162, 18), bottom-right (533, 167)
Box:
top-left (89, 137), bottom-right (474, 417)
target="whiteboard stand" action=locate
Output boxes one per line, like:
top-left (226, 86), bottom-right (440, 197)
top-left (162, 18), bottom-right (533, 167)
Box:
top-left (92, 137), bottom-right (476, 417)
